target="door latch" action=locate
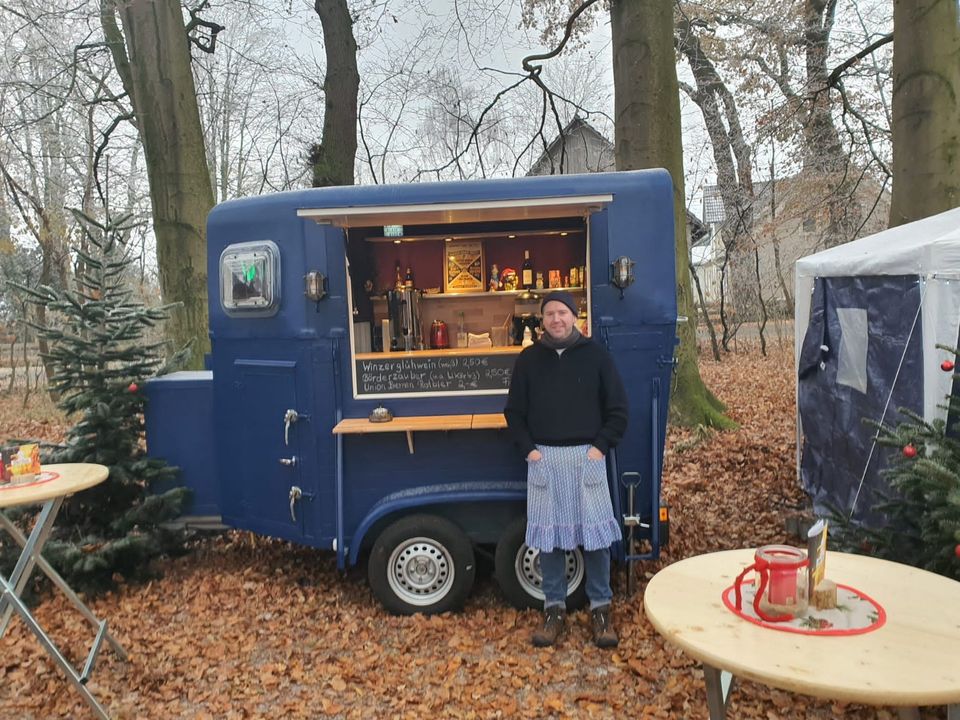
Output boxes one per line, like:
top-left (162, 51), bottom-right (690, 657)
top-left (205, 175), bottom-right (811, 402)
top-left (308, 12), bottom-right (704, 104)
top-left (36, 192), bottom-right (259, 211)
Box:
top-left (279, 456), bottom-right (298, 467)
top-left (283, 409), bottom-right (299, 446)
top-left (288, 485), bottom-right (314, 522)
top-left (289, 486), bottom-right (301, 522)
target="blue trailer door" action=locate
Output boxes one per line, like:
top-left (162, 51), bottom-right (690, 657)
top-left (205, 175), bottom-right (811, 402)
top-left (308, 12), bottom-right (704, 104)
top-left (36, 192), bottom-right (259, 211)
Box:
top-left (229, 358), bottom-right (317, 540)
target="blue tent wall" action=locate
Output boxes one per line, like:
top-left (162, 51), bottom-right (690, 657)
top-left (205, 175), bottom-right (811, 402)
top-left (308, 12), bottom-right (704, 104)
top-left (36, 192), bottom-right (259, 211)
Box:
top-left (798, 276), bottom-right (923, 525)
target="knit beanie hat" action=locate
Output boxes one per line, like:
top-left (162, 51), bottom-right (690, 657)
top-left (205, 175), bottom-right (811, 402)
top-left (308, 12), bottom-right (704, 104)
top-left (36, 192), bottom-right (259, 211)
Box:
top-left (540, 290), bottom-right (578, 316)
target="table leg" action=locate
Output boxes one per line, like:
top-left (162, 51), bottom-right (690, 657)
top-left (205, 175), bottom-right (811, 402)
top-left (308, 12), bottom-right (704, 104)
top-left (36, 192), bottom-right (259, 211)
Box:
top-left (0, 497), bottom-right (63, 635)
top-left (0, 511), bottom-right (127, 660)
top-left (703, 663), bottom-right (736, 720)
top-left (0, 575), bottom-right (111, 720)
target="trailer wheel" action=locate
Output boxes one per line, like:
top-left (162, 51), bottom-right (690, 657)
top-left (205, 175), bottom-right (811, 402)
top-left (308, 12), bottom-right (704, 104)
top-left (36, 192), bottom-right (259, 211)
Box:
top-left (493, 517), bottom-right (587, 610)
top-left (368, 514), bottom-right (475, 615)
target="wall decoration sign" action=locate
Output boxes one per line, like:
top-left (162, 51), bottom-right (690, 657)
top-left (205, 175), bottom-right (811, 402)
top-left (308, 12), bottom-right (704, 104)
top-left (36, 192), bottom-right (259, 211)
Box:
top-left (444, 240), bottom-right (485, 293)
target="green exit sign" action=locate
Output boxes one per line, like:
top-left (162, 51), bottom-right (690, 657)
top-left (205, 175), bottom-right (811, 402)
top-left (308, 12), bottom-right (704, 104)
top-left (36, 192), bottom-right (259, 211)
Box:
top-left (383, 224), bottom-right (404, 237)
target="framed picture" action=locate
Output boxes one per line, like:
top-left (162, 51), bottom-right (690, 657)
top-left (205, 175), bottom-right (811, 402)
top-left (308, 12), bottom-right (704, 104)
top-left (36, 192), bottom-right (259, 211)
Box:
top-left (444, 240), bottom-right (485, 293)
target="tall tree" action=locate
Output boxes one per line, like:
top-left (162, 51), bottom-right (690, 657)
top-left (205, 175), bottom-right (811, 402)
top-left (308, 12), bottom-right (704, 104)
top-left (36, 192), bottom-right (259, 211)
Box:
top-left (611, 0), bottom-right (732, 426)
top-left (310, 0), bottom-right (359, 187)
top-left (100, 0), bottom-right (214, 366)
top-left (888, 0), bottom-right (960, 226)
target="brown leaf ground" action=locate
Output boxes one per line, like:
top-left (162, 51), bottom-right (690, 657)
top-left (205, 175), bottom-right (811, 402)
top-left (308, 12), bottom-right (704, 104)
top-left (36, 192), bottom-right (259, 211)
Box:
top-left (0, 350), bottom-right (945, 719)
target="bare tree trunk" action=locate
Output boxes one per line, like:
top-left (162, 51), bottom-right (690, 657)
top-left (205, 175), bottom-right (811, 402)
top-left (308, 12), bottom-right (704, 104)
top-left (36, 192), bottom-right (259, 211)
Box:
top-left (753, 248), bottom-right (767, 356)
top-left (690, 262), bottom-right (721, 362)
top-left (889, 0), bottom-right (960, 226)
top-left (101, 0), bottom-right (213, 367)
top-left (611, 0), bottom-right (732, 428)
top-left (311, 0), bottom-right (359, 187)
top-left (803, 0), bottom-right (863, 246)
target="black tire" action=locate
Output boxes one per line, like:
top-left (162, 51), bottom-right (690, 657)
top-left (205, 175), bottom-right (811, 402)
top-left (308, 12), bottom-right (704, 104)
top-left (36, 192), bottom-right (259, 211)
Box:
top-left (368, 514), bottom-right (475, 615)
top-left (493, 516), bottom-right (587, 611)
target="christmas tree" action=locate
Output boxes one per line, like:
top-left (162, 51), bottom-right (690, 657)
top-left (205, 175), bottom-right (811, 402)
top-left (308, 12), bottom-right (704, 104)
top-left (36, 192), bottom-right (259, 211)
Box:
top-left (7, 210), bottom-right (193, 593)
top-left (832, 357), bottom-right (960, 580)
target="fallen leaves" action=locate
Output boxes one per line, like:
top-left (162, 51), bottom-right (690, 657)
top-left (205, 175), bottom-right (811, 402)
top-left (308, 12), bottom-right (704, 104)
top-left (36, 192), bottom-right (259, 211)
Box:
top-left (0, 350), bottom-right (944, 719)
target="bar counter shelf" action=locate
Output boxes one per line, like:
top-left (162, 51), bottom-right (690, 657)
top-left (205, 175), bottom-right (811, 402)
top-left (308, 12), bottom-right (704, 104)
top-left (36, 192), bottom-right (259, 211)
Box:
top-left (354, 345), bottom-right (521, 361)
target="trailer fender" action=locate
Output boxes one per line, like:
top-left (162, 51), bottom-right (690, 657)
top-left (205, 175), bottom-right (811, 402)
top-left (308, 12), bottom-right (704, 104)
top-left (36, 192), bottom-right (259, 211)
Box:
top-left (348, 481), bottom-right (526, 566)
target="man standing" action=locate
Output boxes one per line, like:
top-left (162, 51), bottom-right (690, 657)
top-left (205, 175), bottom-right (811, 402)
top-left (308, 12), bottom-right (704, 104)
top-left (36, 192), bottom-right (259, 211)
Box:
top-left (504, 290), bottom-right (628, 648)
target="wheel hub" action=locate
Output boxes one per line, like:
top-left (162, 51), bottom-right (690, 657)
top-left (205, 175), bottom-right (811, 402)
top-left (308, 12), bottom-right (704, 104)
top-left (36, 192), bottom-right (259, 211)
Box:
top-left (387, 537), bottom-right (455, 606)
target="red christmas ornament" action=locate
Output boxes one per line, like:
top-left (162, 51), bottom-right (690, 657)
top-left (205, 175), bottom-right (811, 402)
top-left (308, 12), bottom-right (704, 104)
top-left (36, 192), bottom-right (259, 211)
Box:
top-left (127, 382), bottom-right (138, 393)
top-left (955, 544), bottom-right (960, 559)
top-left (942, 360), bottom-right (955, 372)
top-left (902, 444), bottom-right (917, 458)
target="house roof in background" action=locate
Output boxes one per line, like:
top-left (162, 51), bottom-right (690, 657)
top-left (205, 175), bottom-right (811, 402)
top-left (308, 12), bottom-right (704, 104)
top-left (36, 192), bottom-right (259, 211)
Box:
top-left (530, 117), bottom-right (707, 240)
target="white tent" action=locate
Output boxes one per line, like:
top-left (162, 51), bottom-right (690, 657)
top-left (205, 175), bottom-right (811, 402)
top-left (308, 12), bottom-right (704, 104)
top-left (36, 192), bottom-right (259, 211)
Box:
top-left (794, 206), bottom-right (960, 523)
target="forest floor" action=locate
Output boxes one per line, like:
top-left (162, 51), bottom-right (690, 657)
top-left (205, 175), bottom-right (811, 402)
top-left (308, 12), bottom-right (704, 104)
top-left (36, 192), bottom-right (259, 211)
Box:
top-left (0, 348), bottom-right (945, 719)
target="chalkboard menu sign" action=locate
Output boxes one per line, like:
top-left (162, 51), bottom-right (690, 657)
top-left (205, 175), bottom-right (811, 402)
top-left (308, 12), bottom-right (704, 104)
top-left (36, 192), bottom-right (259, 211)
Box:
top-left (356, 353), bottom-right (516, 396)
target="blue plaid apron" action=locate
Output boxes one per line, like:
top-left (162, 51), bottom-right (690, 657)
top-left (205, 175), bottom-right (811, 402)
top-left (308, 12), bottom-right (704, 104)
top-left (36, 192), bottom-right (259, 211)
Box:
top-left (524, 443), bottom-right (621, 552)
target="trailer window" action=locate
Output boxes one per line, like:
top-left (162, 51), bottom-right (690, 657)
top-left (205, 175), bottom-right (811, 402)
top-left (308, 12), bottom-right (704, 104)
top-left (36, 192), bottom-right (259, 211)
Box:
top-left (219, 240), bottom-right (281, 317)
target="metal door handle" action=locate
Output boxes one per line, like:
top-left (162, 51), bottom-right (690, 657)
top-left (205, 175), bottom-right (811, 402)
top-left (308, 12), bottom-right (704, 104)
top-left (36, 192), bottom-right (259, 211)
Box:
top-left (289, 486), bottom-right (302, 522)
top-left (283, 409), bottom-right (299, 446)
top-left (279, 456), bottom-right (298, 467)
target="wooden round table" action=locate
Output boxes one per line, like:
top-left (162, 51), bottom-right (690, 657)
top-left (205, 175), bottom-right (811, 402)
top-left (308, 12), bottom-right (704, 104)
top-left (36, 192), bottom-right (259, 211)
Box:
top-left (0, 462), bottom-right (109, 509)
top-left (0, 462), bottom-right (121, 720)
top-left (644, 549), bottom-right (960, 718)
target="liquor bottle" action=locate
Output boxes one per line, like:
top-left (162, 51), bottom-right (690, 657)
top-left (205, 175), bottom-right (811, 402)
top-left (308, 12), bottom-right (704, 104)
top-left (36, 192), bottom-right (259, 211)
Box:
top-left (394, 262), bottom-right (404, 290)
top-left (404, 266), bottom-right (414, 289)
top-left (521, 250), bottom-right (534, 289)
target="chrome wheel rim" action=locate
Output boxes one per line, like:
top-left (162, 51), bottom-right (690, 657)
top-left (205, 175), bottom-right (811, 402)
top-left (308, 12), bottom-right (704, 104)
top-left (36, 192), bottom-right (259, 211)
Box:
top-left (387, 536), bottom-right (455, 606)
top-left (515, 545), bottom-right (584, 600)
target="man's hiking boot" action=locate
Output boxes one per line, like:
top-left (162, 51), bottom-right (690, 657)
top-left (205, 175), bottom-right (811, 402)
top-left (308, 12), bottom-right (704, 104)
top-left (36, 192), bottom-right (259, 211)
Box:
top-left (532, 607), bottom-right (566, 647)
top-left (591, 604), bottom-right (619, 648)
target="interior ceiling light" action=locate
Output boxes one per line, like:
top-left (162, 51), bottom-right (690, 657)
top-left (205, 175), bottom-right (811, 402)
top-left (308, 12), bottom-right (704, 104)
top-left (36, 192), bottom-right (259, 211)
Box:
top-left (393, 239), bottom-right (401, 244)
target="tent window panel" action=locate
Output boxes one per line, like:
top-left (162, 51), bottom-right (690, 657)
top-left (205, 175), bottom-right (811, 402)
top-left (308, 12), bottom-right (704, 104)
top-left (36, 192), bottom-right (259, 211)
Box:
top-left (836, 307), bottom-right (868, 393)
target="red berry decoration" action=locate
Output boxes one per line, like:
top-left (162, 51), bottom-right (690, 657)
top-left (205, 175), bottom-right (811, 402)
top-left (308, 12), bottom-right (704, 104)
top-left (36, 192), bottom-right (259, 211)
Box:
top-left (127, 382), bottom-right (138, 393)
top-left (942, 360), bottom-right (955, 372)
top-left (902, 444), bottom-right (917, 458)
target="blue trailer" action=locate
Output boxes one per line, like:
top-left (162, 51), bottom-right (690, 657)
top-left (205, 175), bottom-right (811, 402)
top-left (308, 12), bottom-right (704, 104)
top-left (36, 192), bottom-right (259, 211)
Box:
top-left (145, 169), bottom-right (677, 614)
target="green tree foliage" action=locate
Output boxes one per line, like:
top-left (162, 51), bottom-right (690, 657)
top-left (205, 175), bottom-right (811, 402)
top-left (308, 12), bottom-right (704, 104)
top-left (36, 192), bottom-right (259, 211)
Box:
top-left (4, 211), bottom-right (193, 594)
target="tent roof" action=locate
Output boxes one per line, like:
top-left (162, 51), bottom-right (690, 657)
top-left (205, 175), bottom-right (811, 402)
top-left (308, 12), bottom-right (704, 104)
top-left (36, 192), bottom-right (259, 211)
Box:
top-left (795, 206), bottom-right (960, 278)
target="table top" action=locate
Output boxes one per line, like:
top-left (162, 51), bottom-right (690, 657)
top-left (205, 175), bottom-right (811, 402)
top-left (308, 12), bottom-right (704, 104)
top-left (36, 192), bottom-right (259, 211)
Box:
top-left (644, 548), bottom-right (960, 707)
top-left (0, 463), bottom-right (109, 509)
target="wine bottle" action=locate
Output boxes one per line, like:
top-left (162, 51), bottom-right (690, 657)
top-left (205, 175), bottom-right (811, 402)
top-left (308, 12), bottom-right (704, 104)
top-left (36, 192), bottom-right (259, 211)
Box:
top-left (404, 266), bottom-right (414, 289)
top-left (521, 250), bottom-right (534, 289)
top-left (394, 263), bottom-right (404, 290)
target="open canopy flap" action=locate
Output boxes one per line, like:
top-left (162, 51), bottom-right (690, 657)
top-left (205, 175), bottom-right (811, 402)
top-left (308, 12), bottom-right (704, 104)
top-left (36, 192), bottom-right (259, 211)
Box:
top-left (296, 195), bottom-right (612, 228)
top-left (795, 206), bottom-right (960, 279)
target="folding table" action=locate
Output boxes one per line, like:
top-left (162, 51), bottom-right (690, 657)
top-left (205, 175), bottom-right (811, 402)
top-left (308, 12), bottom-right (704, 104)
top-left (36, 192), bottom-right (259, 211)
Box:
top-left (0, 463), bottom-right (127, 720)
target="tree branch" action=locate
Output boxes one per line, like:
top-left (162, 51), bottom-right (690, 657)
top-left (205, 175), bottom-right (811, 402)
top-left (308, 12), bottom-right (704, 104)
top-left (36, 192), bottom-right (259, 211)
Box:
top-left (827, 33), bottom-right (893, 87)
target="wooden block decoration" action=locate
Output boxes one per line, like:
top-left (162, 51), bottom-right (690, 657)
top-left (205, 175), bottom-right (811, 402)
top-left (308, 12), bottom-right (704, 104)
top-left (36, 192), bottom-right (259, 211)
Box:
top-left (812, 579), bottom-right (837, 610)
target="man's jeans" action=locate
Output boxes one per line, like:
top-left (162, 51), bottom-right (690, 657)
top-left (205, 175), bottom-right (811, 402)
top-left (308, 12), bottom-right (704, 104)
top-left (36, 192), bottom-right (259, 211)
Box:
top-left (540, 548), bottom-right (612, 610)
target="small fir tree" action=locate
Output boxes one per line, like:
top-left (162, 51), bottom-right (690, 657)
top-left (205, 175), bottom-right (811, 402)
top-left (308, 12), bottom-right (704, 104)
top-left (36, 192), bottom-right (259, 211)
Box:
top-left (8, 210), bottom-right (193, 593)
top-left (831, 356), bottom-right (960, 580)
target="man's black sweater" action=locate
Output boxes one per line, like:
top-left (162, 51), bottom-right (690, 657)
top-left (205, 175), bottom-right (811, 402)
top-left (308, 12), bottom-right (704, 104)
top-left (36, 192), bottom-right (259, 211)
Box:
top-left (504, 336), bottom-right (628, 457)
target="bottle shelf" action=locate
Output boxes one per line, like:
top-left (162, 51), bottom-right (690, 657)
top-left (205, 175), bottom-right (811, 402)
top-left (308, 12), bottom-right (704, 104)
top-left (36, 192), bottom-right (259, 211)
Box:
top-left (420, 287), bottom-right (587, 300)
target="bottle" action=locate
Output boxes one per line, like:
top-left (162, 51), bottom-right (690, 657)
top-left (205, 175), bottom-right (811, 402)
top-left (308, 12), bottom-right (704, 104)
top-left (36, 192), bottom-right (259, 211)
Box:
top-left (521, 326), bottom-right (533, 347)
top-left (535, 272), bottom-right (544, 290)
top-left (404, 266), bottom-right (414, 289)
top-left (394, 263), bottom-right (404, 290)
top-left (489, 264), bottom-right (500, 292)
top-left (457, 311), bottom-right (467, 348)
top-left (521, 250), bottom-right (534, 289)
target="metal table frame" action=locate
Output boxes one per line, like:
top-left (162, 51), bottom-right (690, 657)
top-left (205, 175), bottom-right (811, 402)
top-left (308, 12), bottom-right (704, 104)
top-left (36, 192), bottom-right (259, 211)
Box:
top-left (0, 465), bottom-right (127, 720)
